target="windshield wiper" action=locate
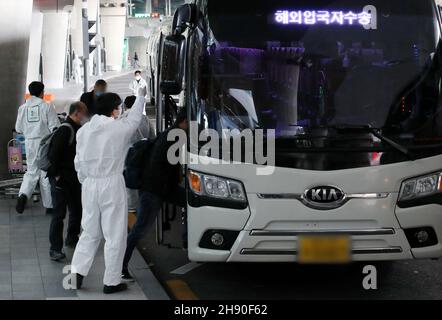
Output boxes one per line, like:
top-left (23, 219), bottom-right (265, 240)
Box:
top-left (332, 124), bottom-right (415, 161)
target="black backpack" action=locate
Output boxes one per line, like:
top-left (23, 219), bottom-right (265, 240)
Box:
top-left (37, 123), bottom-right (74, 171)
top-left (123, 139), bottom-right (156, 190)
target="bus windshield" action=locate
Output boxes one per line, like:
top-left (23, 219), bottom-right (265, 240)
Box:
top-left (190, 0), bottom-right (442, 169)
top-left (195, 0), bottom-right (441, 136)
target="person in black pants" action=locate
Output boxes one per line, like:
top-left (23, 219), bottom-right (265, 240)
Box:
top-left (47, 102), bottom-right (89, 261)
top-left (121, 109), bottom-right (188, 281)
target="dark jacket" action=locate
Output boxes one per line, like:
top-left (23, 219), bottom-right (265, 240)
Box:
top-left (47, 116), bottom-right (81, 182)
top-left (141, 128), bottom-right (181, 197)
top-left (80, 91), bottom-right (97, 115)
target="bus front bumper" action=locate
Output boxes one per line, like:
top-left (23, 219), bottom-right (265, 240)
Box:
top-left (187, 197), bottom-right (442, 263)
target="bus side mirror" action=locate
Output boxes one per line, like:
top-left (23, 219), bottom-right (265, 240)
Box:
top-left (172, 4), bottom-right (198, 35)
top-left (160, 35), bottom-right (186, 95)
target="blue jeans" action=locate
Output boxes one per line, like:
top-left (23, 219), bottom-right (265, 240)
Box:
top-left (122, 191), bottom-right (162, 272)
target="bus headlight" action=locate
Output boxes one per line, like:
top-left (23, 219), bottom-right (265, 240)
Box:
top-left (399, 171), bottom-right (442, 201)
top-left (188, 170), bottom-right (247, 203)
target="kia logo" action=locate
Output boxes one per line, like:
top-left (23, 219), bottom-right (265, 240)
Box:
top-left (302, 186), bottom-right (346, 210)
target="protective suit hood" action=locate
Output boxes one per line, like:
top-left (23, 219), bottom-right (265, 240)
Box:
top-left (25, 96), bottom-right (44, 107)
top-left (87, 114), bottom-right (115, 132)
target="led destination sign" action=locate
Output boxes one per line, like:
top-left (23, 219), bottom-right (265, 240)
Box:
top-left (274, 5), bottom-right (377, 29)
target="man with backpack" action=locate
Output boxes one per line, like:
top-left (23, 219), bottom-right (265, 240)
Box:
top-left (120, 95), bottom-right (156, 213)
top-left (15, 81), bottom-right (60, 214)
top-left (46, 102), bottom-right (89, 261)
top-left (121, 108), bottom-right (188, 281)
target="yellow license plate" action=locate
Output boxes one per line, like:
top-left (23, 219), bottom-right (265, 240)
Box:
top-left (298, 235), bottom-right (351, 264)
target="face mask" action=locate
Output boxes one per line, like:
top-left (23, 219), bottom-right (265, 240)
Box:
top-left (135, 76), bottom-right (141, 81)
top-left (95, 91), bottom-right (103, 97)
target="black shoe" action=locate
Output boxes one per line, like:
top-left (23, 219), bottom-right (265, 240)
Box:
top-left (49, 250), bottom-right (66, 262)
top-left (65, 236), bottom-right (79, 248)
top-left (121, 270), bottom-right (135, 282)
top-left (16, 194), bottom-right (27, 214)
top-left (103, 283), bottom-right (128, 294)
top-left (72, 274), bottom-right (84, 290)
top-left (46, 208), bottom-right (54, 215)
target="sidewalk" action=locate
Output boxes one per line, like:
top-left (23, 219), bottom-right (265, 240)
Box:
top-left (0, 198), bottom-right (169, 300)
top-left (48, 70), bottom-right (134, 113)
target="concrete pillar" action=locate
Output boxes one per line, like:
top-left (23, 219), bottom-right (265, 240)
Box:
top-left (87, 0), bottom-right (98, 76)
top-left (72, 0), bottom-right (98, 54)
top-left (0, 0), bottom-right (33, 178)
top-left (72, 0), bottom-right (101, 76)
top-left (41, 12), bottom-right (69, 88)
top-left (101, 4), bottom-right (127, 71)
top-left (26, 12), bottom-right (44, 85)
top-left (71, 0), bottom-right (83, 58)
top-left (146, 0), bottom-right (152, 14)
top-left (88, 0), bottom-right (98, 21)
top-left (96, 2), bottom-right (103, 76)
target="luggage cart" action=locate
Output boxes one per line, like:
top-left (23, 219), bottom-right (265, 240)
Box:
top-left (8, 138), bottom-right (25, 175)
top-left (2, 132), bottom-right (40, 201)
top-left (2, 137), bottom-right (25, 199)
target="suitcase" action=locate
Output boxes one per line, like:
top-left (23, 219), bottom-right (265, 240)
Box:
top-left (8, 139), bottom-right (24, 174)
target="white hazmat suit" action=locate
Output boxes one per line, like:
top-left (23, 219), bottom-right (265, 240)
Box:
top-left (72, 55), bottom-right (83, 84)
top-left (129, 77), bottom-right (148, 116)
top-left (71, 96), bottom-right (145, 286)
top-left (129, 77), bottom-right (148, 98)
top-left (15, 96), bottom-right (60, 208)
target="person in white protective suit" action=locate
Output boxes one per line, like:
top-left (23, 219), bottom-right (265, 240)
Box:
top-left (71, 93), bottom-right (144, 294)
top-left (129, 70), bottom-right (148, 98)
top-left (15, 81), bottom-right (60, 214)
top-left (129, 71), bottom-right (148, 116)
top-left (72, 52), bottom-right (83, 84)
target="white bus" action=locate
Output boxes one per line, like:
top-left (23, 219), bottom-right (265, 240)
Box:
top-left (158, 0), bottom-right (442, 263)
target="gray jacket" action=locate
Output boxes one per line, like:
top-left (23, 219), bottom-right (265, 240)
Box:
top-left (120, 111), bottom-right (156, 144)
